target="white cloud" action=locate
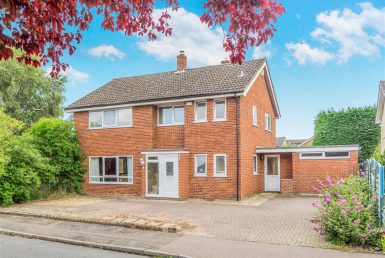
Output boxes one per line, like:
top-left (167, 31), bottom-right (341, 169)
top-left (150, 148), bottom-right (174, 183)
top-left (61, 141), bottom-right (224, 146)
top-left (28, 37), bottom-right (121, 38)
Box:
top-left (253, 42), bottom-right (273, 59)
top-left (285, 42), bottom-right (334, 65)
top-left (62, 66), bottom-right (90, 84)
top-left (137, 8), bottom-right (226, 67)
top-left (88, 45), bottom-right (125, 60)
top-left (310, 2), bottom-right (385, 63)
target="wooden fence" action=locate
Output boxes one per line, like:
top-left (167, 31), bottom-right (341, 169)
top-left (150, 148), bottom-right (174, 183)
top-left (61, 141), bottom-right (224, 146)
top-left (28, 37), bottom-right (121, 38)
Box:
top-left (360, 159), bottom-right (385, 226)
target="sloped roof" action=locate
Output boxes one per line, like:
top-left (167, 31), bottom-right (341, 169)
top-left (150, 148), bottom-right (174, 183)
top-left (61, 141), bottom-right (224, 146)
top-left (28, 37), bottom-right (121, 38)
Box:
top-left (65, 59), bottom-right (280, 117)
top-left (276, 137), bottom-right (286, 147)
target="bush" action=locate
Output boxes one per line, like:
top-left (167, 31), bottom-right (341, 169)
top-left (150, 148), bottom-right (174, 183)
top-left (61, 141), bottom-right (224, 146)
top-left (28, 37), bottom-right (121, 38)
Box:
top-left (0, 110), bottom-right (53, 206)
top-left (25, 118), bottom-right (84, 192)
top-left (0, 136), bottom-right (53, 206)
top-left (313, 106), bottom-right (380, 162)
top-left (312, 175), bottom-right (381, 247)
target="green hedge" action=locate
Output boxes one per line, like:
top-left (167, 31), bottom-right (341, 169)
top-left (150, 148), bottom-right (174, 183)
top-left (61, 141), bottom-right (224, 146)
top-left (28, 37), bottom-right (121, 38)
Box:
top-left (313, 106), bottom-right (380, 162)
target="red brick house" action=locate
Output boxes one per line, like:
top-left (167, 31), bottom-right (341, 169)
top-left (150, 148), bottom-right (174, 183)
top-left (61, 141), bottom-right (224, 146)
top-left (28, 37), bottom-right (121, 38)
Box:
top-left (65, 52), bottom-right (359, 200)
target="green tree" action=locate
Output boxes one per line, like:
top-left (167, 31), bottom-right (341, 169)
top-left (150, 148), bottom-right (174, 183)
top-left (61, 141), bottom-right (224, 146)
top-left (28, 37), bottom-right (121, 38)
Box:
top-left (0, 109), bottom-right (53, 206)
top-left (0, 50), bottom-right (66, 125)
top-left (313, 106), bottom-right (380, 161)
top-left (25, 118), bottom-right (84, 192)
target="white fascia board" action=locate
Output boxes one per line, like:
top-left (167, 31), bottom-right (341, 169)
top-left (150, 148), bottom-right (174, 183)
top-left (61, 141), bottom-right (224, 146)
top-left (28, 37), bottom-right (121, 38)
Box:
top-left (242, 61), bottom-right (281, 119)
top-left (256, 145), bottom-right (360, 154)
top-left (376, 84), bottom-right (385, 124)
top-left (65, 93), bottom-right (243, 113)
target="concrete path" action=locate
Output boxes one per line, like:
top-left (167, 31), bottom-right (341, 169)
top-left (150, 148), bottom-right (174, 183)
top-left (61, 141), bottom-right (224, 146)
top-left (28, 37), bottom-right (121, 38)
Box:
top-left (0, 234), bottom-right (144, 258)
top-left (0, 214), bottom-right (383, 258)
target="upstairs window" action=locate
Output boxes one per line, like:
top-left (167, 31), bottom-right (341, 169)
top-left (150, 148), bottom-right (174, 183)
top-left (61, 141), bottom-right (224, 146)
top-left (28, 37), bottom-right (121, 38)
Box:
top-left (89, 108), bottom-right (132, 128)
top-left (252, 105), bottom-right (258, 126)
top-left (158, 106), bottom-right (184, 125)
top-left (195, 101), bottom-right (207, 122)
top-left (214, 99), bottom-right (226, 121)
top-left (265, 113), bottom-right (272, 131)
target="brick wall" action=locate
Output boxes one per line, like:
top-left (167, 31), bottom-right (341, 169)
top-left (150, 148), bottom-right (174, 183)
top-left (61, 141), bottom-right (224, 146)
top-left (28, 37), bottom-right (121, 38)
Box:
top-left (74, 105), bottom-right (156, 196)
top-left (238, 71), bottom-right (277, 198)
top-left (292, 151), bottom-right (359, 194)
top-left (184, 99), bottom-right (238, 200)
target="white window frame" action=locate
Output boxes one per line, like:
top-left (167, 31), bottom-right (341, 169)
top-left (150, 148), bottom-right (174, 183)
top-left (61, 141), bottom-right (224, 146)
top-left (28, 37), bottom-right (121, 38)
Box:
top-left (252, 105), bottom-right (258, 126)
top-left (214, 154), bottom-right (227, 177)
top-left (253, 155), bottom-right (258, 175)
top-left (89, 156), bottom-right (134, 184)
top-left (194, 154), bottom-right (207, 177)
top-left (194, 101), bottom-right (207, 123)
top-left (299, 151), bottom-right (350, 160)
top-left (213, 99), bottom-right (227, 121)
top-left (158, 105), bottom-right (185, 126)
top-left (265, 113), bottom-right (272, 132)
top-left (89, 108), bottom-right (133, 129)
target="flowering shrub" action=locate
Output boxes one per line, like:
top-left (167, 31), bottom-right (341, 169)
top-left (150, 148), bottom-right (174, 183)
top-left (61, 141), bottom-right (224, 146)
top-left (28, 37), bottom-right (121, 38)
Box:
top-left (312, 174), bottom-right (381, 246)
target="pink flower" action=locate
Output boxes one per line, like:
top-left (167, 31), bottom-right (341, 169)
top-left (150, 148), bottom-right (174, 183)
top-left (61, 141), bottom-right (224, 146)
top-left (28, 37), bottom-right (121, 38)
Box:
top-left (354, 219), bottom-right (360, 225)
top-left (341, 210), bottom-right (347, 216)
top-left (359, 234), bottom-right (366, 239)
top-left (318, 194), bottom-right (323, 198)
top-left (360, 171), bottom-right (366, 177)
top-left (312, 201), bottom-right (318, 208)
top-left (367, 224), bottom-right (372, 229)
top-left (355, 205), bottom-right (363, 212)
top-left (352, 195), bottom-right (358, 201)
top-left (372, 195), bottom-right (377, 201)
top-left (326, 177), bottom-right (333, 186)
top-left (325, 197), bottom-right (331, 203)
top-left (337, 178), bottom-right (344, 185)
top-left (336, 194), bottom-right (343, 199)
top-left (337, 200), bottom-right (347, 206)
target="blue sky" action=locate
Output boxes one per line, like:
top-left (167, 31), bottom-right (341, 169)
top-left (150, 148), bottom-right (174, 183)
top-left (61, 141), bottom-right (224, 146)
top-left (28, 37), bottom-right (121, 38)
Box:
top-left (61, 0), bottom-right (385, 139)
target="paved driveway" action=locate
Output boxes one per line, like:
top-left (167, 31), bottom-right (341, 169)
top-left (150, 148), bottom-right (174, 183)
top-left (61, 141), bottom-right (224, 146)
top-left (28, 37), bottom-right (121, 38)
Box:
top-left (1, 195), bottom-right (325, 248)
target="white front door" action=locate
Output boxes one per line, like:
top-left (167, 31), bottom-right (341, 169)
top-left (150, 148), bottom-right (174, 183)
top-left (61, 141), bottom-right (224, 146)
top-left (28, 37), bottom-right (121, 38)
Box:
top-left (264, 155), bottom-right (280, 192)
top-left (146, 154), bottom-right (179, 198)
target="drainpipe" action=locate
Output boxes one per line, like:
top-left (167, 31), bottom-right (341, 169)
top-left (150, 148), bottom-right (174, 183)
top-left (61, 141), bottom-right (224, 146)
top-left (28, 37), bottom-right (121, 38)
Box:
top-left (235, 94), bottom-right (240, 201)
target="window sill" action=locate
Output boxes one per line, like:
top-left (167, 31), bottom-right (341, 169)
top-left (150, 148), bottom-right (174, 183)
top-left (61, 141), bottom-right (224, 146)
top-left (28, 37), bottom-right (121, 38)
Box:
top-left (265, 129), bottom-right (272, 133)
top-left (213, 175), bottom-right (227, 178)
top-left (194, 174), bottom-right (208, 177)
top-left (88, 125), bottom-right (133, 130)
top-left (213, 119), bottom-right (227, 122)
top-left (253, 173), bottom-right (259, 176)
top-left (193, 120), bottom-right (207, 123)
top-left (157, 123), bottom-right (184, 127)
top-left (89, 182), bottom-right (134, 185)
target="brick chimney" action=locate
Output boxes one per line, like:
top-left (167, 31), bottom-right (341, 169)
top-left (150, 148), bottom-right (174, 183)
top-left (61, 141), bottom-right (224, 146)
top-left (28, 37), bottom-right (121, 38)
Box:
top-left (221, 59), bottom-right (230, 64)
top-left (177, 51), bottom-right (187, 71)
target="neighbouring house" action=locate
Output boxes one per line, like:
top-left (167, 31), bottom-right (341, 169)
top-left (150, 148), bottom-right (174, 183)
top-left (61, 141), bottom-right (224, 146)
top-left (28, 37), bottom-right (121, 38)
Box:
top-left (65, 52), bottom-right (359, 199)
top-left (376, 80), bottom-right (385, 153)
top-left (276, 137), bottom-right (313, 147)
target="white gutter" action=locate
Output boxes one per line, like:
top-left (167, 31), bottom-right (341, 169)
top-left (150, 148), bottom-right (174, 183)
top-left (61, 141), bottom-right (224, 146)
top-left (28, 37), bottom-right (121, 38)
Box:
top-left (256, 145), bottom-right (359, 154)
top-left (65, 93), bottom-right (243, 113)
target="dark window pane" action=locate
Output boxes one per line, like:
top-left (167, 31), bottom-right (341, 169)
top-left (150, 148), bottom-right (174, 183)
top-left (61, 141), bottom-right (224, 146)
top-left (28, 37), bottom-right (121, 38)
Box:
top-left (105, 158), bottom-right (117, 176)
top-left (148, 162), bottom-right (159, 194)
top-left (159, 107), bottom-right (173, 124)
top-left (104, 178), bottom-right (117, 182)
top-left (325, 152), bottom-right (349, 158)
top-left (302, 152), bottom-right (323, 157)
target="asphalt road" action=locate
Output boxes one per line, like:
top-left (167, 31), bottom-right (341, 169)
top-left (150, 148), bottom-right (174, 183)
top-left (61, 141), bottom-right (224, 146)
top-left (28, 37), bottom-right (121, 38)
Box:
top-left (0, 235), bottom-right (146, 258)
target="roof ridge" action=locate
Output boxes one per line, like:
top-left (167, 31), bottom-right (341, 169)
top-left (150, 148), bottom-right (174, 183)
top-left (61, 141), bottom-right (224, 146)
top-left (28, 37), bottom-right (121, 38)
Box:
top-left (112, 58), bottom-right (265, 80)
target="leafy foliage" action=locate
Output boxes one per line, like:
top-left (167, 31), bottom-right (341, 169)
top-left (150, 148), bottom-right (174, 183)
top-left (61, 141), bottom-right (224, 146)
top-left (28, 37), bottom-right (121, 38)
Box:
top-left (313, 106), bottom-right (380, 161)
top-left (0, 49), bottom-right (65, 125)
top-left (25, 118), bottom-right (84, 192)
top-left (312, 175), bottom-right (381, 247)
top-left (0, 109), bottom-right (53, 206)
top-left (0, 0), bottom-right (284, 75)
